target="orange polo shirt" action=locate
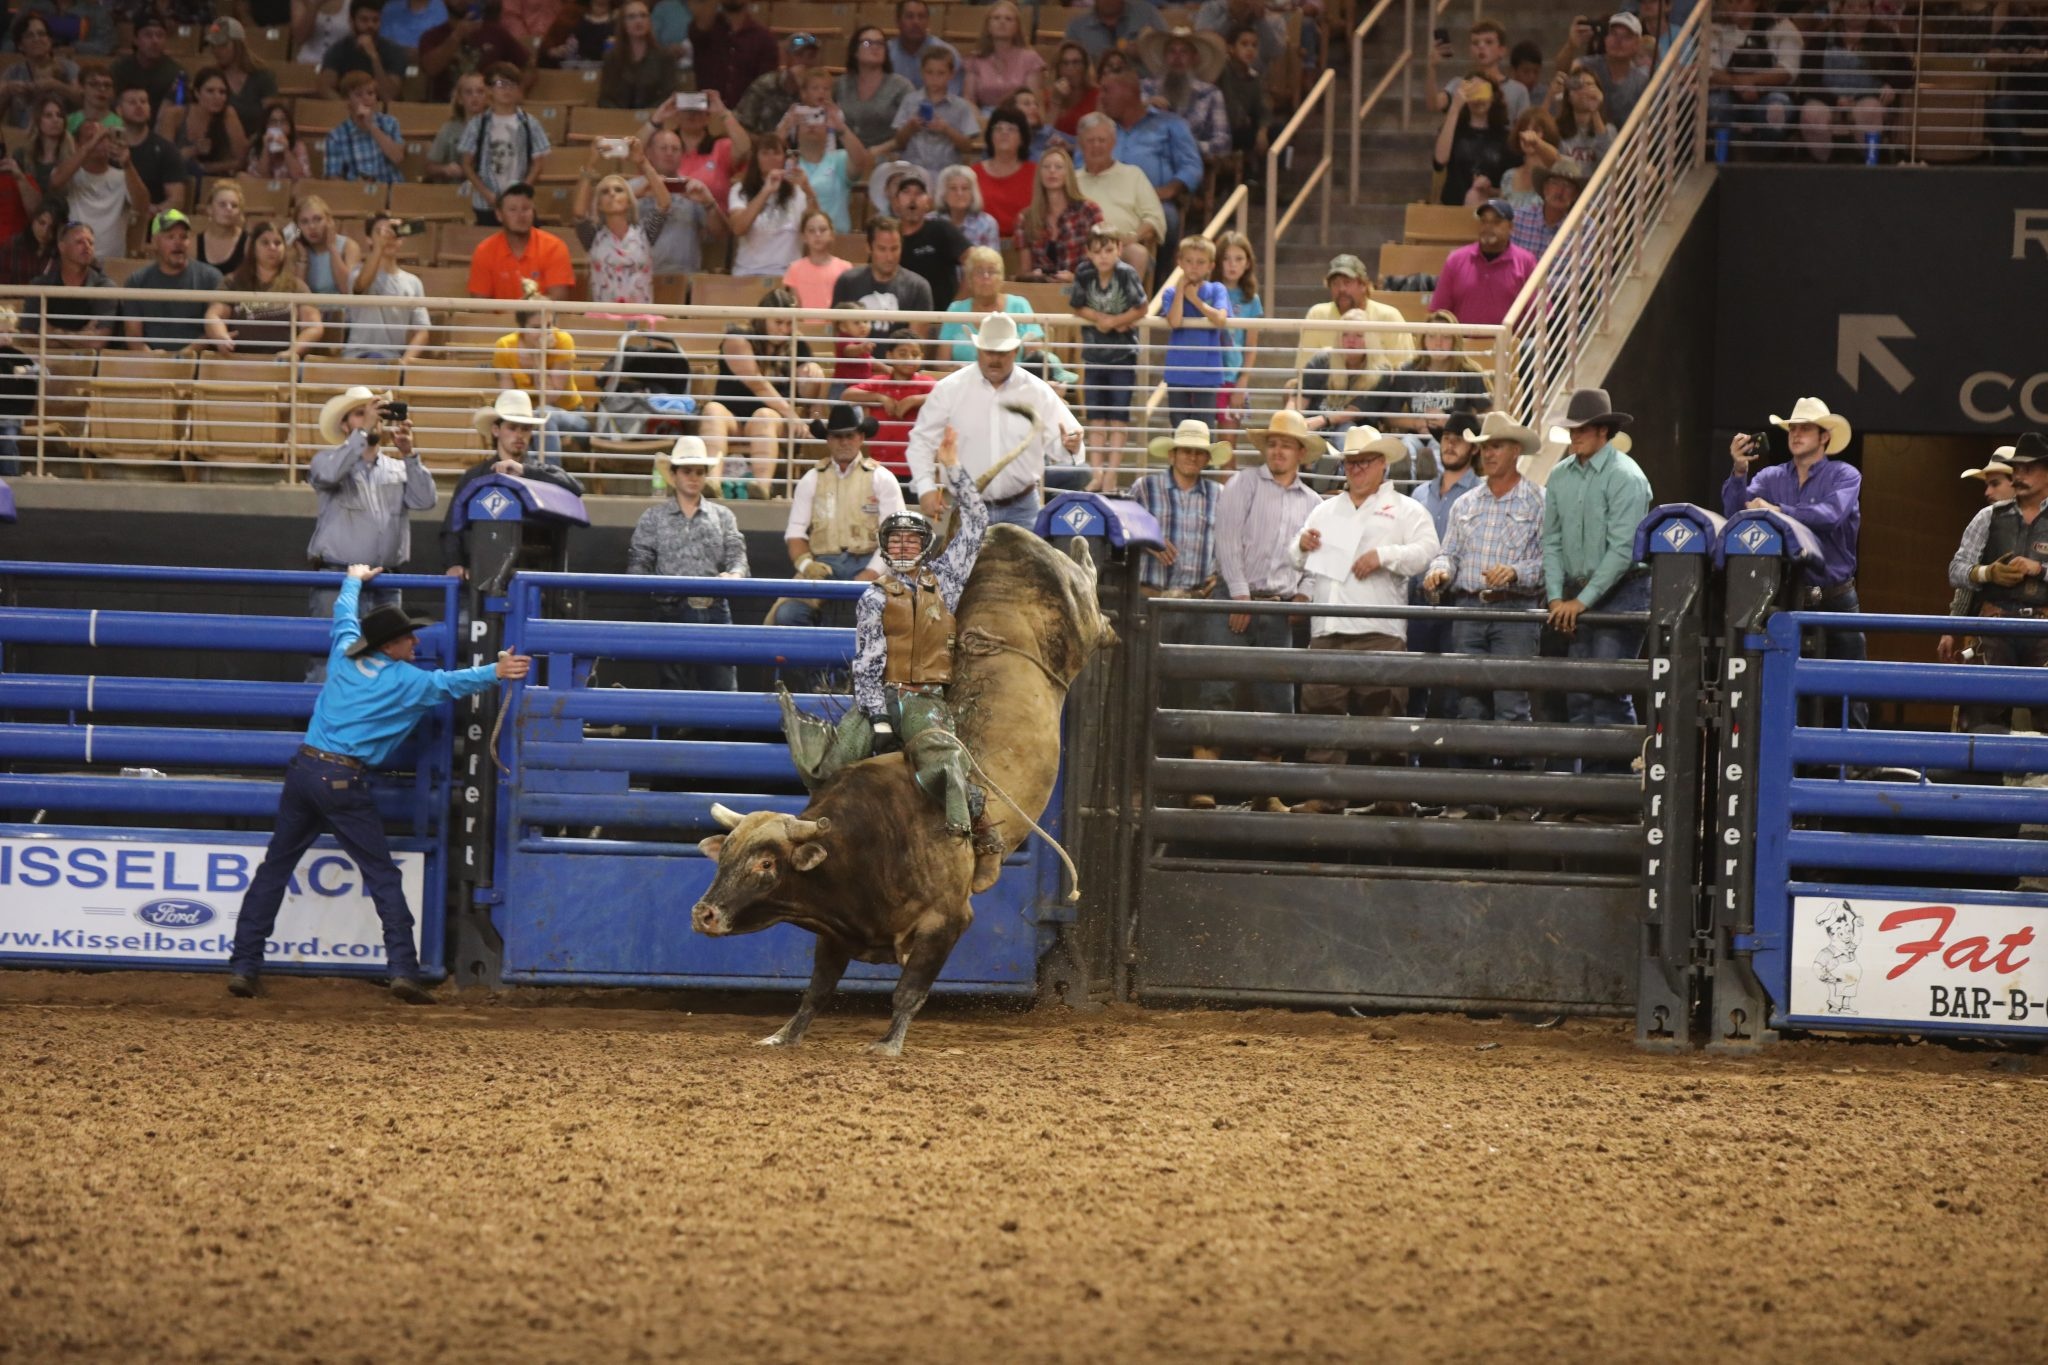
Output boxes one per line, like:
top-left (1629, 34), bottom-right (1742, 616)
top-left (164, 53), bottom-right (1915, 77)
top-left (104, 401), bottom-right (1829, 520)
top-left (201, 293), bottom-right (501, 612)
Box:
top-left (467, 228), bottom-right (576, 301)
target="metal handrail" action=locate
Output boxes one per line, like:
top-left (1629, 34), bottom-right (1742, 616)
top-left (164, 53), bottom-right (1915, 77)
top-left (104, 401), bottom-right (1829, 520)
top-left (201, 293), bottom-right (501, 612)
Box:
top-left (1262, 66), bottom-right (1338, 293)
top-left (1146, 182), bottom-right (1252, 313)
top-left (1348, 0), bottom-right (1415, 202)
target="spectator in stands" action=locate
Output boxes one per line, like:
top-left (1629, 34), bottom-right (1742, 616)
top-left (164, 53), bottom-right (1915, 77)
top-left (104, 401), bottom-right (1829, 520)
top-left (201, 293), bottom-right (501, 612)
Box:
top-left (1195, 0), bottom-right (1286, 69)
top-left (494, 300), bottom-right (591, 458)
top-left (323, 70), bottom-right (405, 182)
top-left (1943, 439), bottom-right (2043, 678)
top-left (1990, 4), bottom-right (2048, 165)
top-left (1069, 222), bottom-right (1147, 487)
top-left (650, 88), bottom-right (749, 209)
top-left (1494, 107), bottom-right (1560, 208)
top-left (843, 327), bottom-right (931, 479)
top-left (1066, 0), bottom-right (1167, 62)
top-left (1285, 426), bottom-right (1439, 813)
top-left (1507, 40), bottom-right (1546, 110)
top-left (628, 437), bottom-right (749, 691)
top-left (632, 127), bottom-right (722, 275)
top-left (380, 0), bottom-right (450, 56)
top-left (116, 82), bottom-right (185, 216)
top-left (247, 99), bottom-right (313, 179)
top-left (1007, 87), bottom-right (1070, 161)
top-left (205, 221), bottom-right (325, 361)
top-left (1217, 23), bottom-right (1271, 179)
top-left (20, 97), bottom-right (76, 196)
top-left (1431, 199), bottom-right (1535, 328)
top-left (974, 106), bottom-right (1035, 240)
top-left (833, 214), bottom-right (936, 324)
top-left (935, 164), bottom-right (1000, 251)
top-left (1138, 26), bottom-right (1232, 164)
top-left (574, 138), bottom-right (672, 310)
top-left (729, 139), bottom-right (817, 279)
top-left (68, 67), bottom-right (122, 138)
top-left (1160, 233), bottom-right (1232, 428)
top-left (888, 168), bottom-right (969, 310)
top-left (48, 121), bottom-right (148, 255)
top-left (786, 78), bottom-right (873, 234)
top-left (0, 145), bottom-right (29, 255)
top-left (121, 209), bottom-right (224, 351)
top-left (1379, 311), bottom-right (1490, 438)
top-left (425, 72), bottom-right (486, 181)
top-left (1294, 309), bottom-right (1416, 436)
top-left (1510, 158), bottom-right (1583, 257)
top-left (825, 303), bottom-right (879, 394)
top-left (906, 313), bottom-right (1085, 531)
top-left (1796, 0), bottom-right (1910, 162)
top-left (1540, 387), bottom-right (1653, 743)
top-left (1045, 41), bottom-right (1101, 137)
top-left (649, 0), bottom-right (690, 58)
top-left (770, 402), bottom-right (903, 634)
top-left (205, 19), bottom-right (278, 136)
top-left (838, 26), bottom-right (916, 151)
top-left (496, 0), bottom-right (562, 44)
top-left (889, 0), bottom-right (964, 95)
top-left (888, 48), bottom-right (981, 185)
top-left (21, 220), bottom-right (116, 347)
top-left (162, 68), bottom-right (251, 182)
top-left (1553, 69), bottom-right (1615, 163)
top-left (1098, 71), bottom-right (1202, 260)
top-left (1578, 13), bottom-right (1650, 126)
top-left (420, 1), bottom-right (535, 104)
top-left (24, 0), bottom-right (116, 58)
top-left (1074, 113), bottom-right (1163, 279)
top-left (599, 0), bottom-right (677, 111)
top-left (940, 245), bottom-right (1043, 361)
top-left (195, 179), bottom-right (248, 274)
top-left (1709, 0), bottom-right (1799, 149)
top-left (1016, 144), bottom-right (1100, 282)
top-left (440, 401), bottom-right (585, 584)
top-left (1214, 228), bottom-right (1261, 428)
top-left (783, 209), bottom-right (851, 309)
top-left (297, 0), bottom-right (356, 65)
top-left (113, 15), bottom-right (180, 118)
top-left (704, 284), bottom-right (822, 499)
top-left (0, 203), bottom-right (56, 285)
top-left (468, 184), bottom-right (574, 300)
top-left (289, 195), bottom-right (364, 317)
top-left (542, 0), bottom-right (617, 69)
top-left (317, 0), bottom-right (407, 102)
top-left (1434, 73), bottom-right (1511, 206)
top-left (1429, 20), bottom-right (1530, 120)
top-left (736, 30), bottom-right (822, 135)
top-left (0, 15), bottom-right (80, 131)
top-left (461, 65), bottom-right (552, 225)
top-left (344, 212), bottom-right (430, 365)
top-left (965, 4), bottom-right (1047, 117)
top-left (1294, 253), bottom-right (1412, 372)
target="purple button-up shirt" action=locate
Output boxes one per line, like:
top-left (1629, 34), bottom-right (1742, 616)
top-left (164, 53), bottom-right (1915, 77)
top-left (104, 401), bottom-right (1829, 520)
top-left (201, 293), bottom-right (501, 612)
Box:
top-left (1722, 456), bottom-right (1862, 586)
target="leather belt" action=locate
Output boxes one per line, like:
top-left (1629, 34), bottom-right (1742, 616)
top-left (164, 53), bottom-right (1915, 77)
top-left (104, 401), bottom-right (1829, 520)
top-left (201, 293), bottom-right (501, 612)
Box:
top-left (1804, 577), bottom-right (1856, 604)
top-left (1249, 590), bottom-right (1290, 600)
top-left (1980, 602), bottom-right (2045, 619)
top-left (298, 744), bottom-right (364, 769)
top-left (1455, 589), bottom-right (1541, 604)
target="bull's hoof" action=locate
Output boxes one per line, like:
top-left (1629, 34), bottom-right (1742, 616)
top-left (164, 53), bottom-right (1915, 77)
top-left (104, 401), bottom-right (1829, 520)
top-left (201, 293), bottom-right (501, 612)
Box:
top-left (865, 1038), bottom-right (905, 1058)
top-left (757, 1033), bottom-right (795, 1047)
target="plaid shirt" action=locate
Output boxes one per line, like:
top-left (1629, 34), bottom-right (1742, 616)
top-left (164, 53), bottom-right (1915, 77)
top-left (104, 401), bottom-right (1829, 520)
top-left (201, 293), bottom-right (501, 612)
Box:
top-left (322, 113), bottom-right (404, 183)
top-left (1140, 77), bottom-right (1232, 160)
top-left (1510, 201), bottom-right (1561, 258)
top-left (1427, 475), bottom-right (1547, 595)
top-left (626, 497), bottom-right (749, 604)
top-left (1131, 471), bottom-right (1220, 591)
top-left (1026, 200), bottom-right (1103, 281)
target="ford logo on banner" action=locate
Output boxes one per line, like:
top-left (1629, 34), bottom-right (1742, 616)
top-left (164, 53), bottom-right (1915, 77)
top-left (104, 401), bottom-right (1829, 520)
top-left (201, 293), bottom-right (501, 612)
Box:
top-left (135, 898), bottom-right (217, 929)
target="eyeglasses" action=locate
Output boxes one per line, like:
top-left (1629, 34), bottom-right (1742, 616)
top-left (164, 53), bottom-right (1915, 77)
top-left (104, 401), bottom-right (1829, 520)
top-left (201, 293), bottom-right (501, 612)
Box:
top-left (490, 77), bottom-right (519, 88)
top-left (858, 37), bottom-right (885, 47)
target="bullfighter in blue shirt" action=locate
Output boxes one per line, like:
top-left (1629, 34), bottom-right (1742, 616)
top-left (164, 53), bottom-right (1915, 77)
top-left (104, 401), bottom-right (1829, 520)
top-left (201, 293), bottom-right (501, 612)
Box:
top-left (227, 564), bottom-right (532, 1002)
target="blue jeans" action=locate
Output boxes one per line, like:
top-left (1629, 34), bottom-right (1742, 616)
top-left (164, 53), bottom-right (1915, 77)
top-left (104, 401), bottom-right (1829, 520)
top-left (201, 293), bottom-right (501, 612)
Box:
top-left (1044, 465), bottom-right (1093, 492)
top-left (541, 409), bottom-right (592, 458)
top-left (1565, 573), bottom-right (1649, 738)
top-left (229, 751), bottom-right (421, 978)
top-left (307, 582), bottom-right (401, 683)
top-left (654, 597), bottom-right (737, 691)
top-left (986, 487), bottom-right (1043, 532)
top-left (1803, 586), bottom-right (1868, 730)
top-left (1222, 606), bottom-right (1296, 715)
top-left (1709, 89), bottom-right (1794, 148)
top-left (1154, 586), bottom-right (1235, 711)
top-left (766, 551), bottom-right (869, 630)
top-left (1450, 605), bottom-right (1543, 730)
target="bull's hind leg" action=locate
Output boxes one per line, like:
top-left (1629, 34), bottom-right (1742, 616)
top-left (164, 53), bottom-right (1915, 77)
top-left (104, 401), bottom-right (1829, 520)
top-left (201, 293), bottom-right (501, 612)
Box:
top-left (760, 936), bottom-right (851, 1047)
top-left (868, 909), bottom-right (969, 1058)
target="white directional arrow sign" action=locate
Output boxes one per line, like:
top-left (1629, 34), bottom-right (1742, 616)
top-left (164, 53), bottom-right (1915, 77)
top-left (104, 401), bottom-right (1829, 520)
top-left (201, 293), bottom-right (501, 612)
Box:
top-left (1836, 313), bottom-right (1916, 394)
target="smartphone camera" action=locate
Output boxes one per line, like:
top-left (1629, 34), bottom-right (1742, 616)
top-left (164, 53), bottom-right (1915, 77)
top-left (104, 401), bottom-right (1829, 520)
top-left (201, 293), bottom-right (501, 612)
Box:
top-left (383, 400), bottom-right (410, 424)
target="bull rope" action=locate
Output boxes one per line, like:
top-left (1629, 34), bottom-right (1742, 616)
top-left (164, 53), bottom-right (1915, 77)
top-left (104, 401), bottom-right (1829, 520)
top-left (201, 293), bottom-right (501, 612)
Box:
top-left (921, 726), bottom-right (1082, 905)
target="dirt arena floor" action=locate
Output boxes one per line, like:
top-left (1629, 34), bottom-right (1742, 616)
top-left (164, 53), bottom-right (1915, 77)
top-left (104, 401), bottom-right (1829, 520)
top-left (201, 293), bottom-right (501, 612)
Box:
top-left (1, 972), bottom-right (2043, 1365)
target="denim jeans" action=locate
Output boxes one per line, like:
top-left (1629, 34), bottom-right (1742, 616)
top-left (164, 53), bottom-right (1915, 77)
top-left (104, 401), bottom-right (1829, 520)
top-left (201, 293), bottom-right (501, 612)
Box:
top-left (986, 487), bottom-right (1043, 532)
top-left (1221, 606), bottom-right (1296, 715)
top-left (1802, 586), bottom-right (1868, 730)
top-left (1709, 88), bottom-right (1794, 146)
top-left (654, 597), bottom-right (737, 691)
top-left (229, 751), bottom-right (421, 978)
top-left (1565, 572), bottom-right (1650, 735)
top-left (1449, 607), bottom-right (1543, 729)
top-left (541, 408), bottom-right (592, 458)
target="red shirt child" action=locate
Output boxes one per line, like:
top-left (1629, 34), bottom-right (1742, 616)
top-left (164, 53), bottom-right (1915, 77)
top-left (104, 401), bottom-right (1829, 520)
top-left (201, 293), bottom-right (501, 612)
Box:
top-left (842, 329), bottom-right (934, 481)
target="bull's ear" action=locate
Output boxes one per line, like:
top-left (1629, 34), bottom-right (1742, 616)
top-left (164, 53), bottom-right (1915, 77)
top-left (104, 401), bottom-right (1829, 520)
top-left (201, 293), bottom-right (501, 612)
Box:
top-left (698, 835), bottom-right (727, 860)
top-left (792, 842), bottom-right (829, 871)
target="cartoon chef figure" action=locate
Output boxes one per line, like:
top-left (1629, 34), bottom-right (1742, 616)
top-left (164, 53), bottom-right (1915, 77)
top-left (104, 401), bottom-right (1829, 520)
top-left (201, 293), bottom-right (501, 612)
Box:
top-left (1813, 901), bottom-right (1864, 1014)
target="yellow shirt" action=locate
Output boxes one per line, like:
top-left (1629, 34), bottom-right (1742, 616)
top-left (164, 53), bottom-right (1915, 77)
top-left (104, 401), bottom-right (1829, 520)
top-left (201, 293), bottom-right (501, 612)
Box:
top-left (492, 330), bottom-right (587, 411)
top-left (1292, 299), bottom-right (1416, 383)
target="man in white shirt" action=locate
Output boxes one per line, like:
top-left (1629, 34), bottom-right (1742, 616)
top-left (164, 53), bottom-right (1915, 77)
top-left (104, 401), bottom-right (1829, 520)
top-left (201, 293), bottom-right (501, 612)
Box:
top-left (906, 314), bottom-right (1085, 532)
top-left (1285, 425), bottom-right (1441, 813)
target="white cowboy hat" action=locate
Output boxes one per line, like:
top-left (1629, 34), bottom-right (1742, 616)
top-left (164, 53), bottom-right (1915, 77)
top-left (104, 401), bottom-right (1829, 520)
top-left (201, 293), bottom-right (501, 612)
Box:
top-left (973, 312), bottom-right (1023, 354)
top-left (1337, 424), bottom-right (1406, 463)
top-left (1963, 445), bottom-right (2016, 481)
top-left (472, 389), bottom-right (548, 439)
top-left (1252, 408), bottom-right (1328, 459)
top-left (667, 434), bottom-right (717, 468)
top-left (867, 159), bottom-right (925, 215)
top-left (1770, 396), bottom-right (1852, 452)
top-left (1475, 410), bottom-right (1540, 454)
top-left (1136, 25), bottom-right (1229, 82)
top-left (1147, 418), bottom-right (1232, 465)
top-left (318, 385), bottom-right (380, 446)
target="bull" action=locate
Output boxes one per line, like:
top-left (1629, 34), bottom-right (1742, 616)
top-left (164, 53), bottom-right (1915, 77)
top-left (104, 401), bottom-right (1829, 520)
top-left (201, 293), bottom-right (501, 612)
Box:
top-left (691, 525), bottom-right (1115, 1056)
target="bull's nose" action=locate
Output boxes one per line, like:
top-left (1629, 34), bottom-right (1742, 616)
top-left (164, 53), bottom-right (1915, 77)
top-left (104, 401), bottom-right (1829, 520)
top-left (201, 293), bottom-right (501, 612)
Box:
top-left (691, 900), bottom-right (725, 935)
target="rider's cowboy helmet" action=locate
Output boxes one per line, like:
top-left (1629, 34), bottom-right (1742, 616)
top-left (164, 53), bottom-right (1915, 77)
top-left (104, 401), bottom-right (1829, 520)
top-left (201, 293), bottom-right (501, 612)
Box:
top-left (879, 509), bottom-right (937, 573)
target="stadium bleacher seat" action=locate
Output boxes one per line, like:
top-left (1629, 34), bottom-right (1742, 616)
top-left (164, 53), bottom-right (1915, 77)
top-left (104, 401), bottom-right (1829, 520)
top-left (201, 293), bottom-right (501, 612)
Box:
top-left (1379, 242), bottom-right (1453, 280)
top-left (1403, 203), bottom-right (1482, 245)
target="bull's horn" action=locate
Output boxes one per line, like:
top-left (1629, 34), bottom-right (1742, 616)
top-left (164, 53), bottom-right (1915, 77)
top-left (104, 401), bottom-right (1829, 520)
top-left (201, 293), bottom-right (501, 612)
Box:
top-left (784, 815), bottom-right (832, 841)
top-left (709, 802), bottom-right (746, 830)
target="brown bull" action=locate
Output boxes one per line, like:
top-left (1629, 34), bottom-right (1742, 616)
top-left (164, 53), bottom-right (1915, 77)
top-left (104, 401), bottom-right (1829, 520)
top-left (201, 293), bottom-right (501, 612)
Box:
top-left (691, 526), bottom-right (1115, 1056)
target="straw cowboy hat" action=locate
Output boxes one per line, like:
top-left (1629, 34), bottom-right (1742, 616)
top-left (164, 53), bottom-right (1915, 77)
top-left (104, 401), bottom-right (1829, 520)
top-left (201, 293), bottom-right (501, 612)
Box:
top-left (1136, 25), bottom-right (1228, 82)
top-left (973, 312), bottom-right (1023, 353)
top-left (868, 159), bottom-right (925, 214)
top-left (1962, 444), bottom-right (2015, 482)
top-left (1148, 417), bottom-right (1233, 465)
top-left (1770, 396), bottom-right (1851, 452)
top-left (472, 389), bottom-right (548, 440)
top-left (1337, 424), bottom-right (1407, 463)
top-left (666, 434), bottom-right (718, 468)
top-left (1252, 408), bottom-right (1328, 459)
top-left (1475, 410), bottom-right (1541, 454)
top-left (318, 385), bottom-right (381, 446)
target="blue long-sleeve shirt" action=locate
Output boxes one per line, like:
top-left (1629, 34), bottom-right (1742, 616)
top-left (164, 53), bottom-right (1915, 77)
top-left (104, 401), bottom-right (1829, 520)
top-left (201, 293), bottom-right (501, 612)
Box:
top-left (1721, 457), bottom-right (1861, 587)
top-left (1112, 108), bottom-right (1203, 196)
top-left (303, 578), bottom-right (500, 767)
top-left (851, 463), bottom-right (986, 717)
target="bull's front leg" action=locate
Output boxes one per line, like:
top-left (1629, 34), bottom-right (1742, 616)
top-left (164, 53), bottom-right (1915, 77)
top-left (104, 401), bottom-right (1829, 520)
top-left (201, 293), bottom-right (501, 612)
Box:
top-left (761, 935), bottom-right (852, 1047)
top-left (868, 909), bottom-right (969, 1058)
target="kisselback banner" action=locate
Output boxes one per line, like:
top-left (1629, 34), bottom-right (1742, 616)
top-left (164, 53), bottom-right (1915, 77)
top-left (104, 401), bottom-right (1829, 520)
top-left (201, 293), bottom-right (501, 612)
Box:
top-left (0, 834), bottom-right (425, 970)
top-left (1790, 894), bottom-right (2046, 1032)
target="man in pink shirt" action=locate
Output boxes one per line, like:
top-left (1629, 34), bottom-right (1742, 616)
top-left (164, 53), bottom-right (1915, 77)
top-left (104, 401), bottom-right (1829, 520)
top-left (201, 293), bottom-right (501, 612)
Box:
top-left (495, 0), bottom-right (560, 42)
top-left (1429, 198), bottom-right (1537, 327)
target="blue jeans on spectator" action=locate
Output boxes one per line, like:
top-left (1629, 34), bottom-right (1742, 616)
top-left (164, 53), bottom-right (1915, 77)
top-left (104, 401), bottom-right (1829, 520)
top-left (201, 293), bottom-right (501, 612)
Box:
top-left (654, 596), bottom-right (737, 691)
top-left (1082, 365), bottom-right (1135, 425)
top-left (986, 486), bottom-right (1043, 532)
top-left (1450, 601), bottom-right (1543, 731)
top-left (307, 580), bottom-right (402, 683)
top-left (1223, 605), bottom-right (1296, 715)
top-left (1154, 584), bottom-right (1236, 712)
top-left (1802, 586), bottom-right (1868, 730)
top-left (1163, 384), bottom-right (1218, 433)
top-left (1709, 88), bottom-right (1794, 148)
top-left (1565, 573), bottom-right (1649, 748)
top-left (1044, 464), bottom-right (1093, 492)
top-left (765, 551), bottom-right (869, 630)
top-left (541, 408), bottom-right (591, 458)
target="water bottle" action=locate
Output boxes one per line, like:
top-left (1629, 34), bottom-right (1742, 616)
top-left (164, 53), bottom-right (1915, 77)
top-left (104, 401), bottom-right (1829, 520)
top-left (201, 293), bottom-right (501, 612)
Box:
top-left (171, 71), bottom-right (187, 107)
top-left (1862, 131), bottom-right (1880, 165)
top-left (1713, 127), bottom-right (1730, 163)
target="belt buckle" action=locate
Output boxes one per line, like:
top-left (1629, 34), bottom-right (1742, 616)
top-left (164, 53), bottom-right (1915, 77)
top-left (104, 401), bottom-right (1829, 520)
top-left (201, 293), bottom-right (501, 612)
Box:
top-left (685, 595), bottom-right (716, 610)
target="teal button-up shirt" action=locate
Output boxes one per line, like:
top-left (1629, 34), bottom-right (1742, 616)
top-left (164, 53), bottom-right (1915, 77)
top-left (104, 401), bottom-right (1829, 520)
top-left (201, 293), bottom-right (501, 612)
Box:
top-left (1540, 442), bottom-right (1653, 607)
top-left (303, 578), bottom-right (499, 768)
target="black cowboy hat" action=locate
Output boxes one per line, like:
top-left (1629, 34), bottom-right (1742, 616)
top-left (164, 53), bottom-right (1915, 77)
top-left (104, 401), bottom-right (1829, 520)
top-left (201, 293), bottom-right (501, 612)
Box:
top-left (1556, 386), bottom-right (1633, 432)
top-left (345, 602), bottom-right (436, 658)
top-left (808, 402), bottom-right (878, 442)
top-left (2006, 432), bottom-right (2048, 465)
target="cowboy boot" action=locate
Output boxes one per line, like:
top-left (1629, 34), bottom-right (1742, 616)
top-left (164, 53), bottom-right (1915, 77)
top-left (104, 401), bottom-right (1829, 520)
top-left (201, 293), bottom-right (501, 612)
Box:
top-left (1188, 745), bottom-right (1220, 810)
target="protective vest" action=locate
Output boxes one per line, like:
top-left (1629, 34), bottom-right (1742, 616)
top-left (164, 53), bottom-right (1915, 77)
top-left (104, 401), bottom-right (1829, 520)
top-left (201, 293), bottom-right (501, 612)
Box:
top-left (881, 570), bottom-right (955, 687)
top-left (1979, 502), bottom-right (2048, 608)
top-left (809, 457), bottom-right (881, 556)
